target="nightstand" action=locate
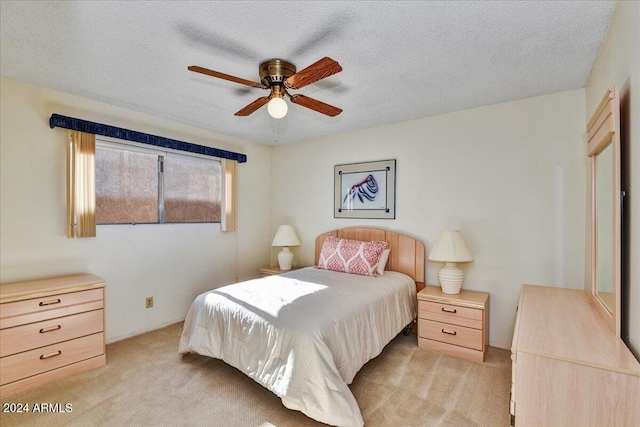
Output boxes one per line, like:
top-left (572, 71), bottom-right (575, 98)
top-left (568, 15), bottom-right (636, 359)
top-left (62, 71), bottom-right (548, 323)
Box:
top-left (417, 286), bottom-right (489, 363)
top-left (259, 266), bottom-right (300, 277)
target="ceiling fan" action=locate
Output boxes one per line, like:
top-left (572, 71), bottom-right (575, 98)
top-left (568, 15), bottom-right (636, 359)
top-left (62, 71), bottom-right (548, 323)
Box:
top-left (188, 57), bottom-right (343, 119)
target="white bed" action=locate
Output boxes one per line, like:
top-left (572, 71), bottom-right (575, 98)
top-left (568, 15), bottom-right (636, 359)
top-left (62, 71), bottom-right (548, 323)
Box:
top-left (179, 227), bottom-right (425, 427)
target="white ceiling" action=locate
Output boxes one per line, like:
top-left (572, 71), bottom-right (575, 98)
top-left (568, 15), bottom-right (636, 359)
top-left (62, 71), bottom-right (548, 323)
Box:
top-left (0, 1), bottom-right (616, 145)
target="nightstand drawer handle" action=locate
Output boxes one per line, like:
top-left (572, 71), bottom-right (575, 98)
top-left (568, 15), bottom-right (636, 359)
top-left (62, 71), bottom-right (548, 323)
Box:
top-left (441, 329), bottom-right (457, 336)
top-left (39, 298), bottom-right (61, 306)
top-left (441, 307), bottom-right (457, 314)
top-left (39, 325), bottom-right (62, 333)
top-left (40, 350), bottom-right (62, 360)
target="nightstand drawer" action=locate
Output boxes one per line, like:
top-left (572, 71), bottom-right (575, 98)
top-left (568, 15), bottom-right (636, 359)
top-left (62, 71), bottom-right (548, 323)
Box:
top-left (419, 305), bottom-right (483, 330)
top-left (0, 309), bottom-right (104, 357)
top-left (0, 332), bottom-right (104, 386)
top-left (418, 300), bottom-right (482, 328)
top-left (419, 319), bottom-right (483, 351)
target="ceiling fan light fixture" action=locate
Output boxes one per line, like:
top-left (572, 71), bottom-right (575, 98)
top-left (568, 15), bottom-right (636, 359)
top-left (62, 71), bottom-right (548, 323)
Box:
top-left (188, 57), bottom-right (342, 119)
top-left (267, 97), bottom-right (288, 119)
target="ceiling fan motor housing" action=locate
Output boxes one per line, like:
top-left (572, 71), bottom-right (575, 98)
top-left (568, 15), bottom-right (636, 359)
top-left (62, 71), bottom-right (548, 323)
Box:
top-left (259, 59), bottom-right (296, 87)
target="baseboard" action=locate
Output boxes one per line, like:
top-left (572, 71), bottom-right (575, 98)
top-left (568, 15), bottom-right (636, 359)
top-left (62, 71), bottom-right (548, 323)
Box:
top-left (105, 317), bottom-right (185, 344)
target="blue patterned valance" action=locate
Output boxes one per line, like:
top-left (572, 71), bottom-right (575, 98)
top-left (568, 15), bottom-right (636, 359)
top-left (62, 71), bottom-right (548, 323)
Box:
top-left (49, 114), bottom-right (247, 163)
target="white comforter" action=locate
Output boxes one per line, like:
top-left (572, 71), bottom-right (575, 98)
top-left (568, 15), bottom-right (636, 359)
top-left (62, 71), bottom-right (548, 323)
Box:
top-left (178, 267), bottom-right (416, 427)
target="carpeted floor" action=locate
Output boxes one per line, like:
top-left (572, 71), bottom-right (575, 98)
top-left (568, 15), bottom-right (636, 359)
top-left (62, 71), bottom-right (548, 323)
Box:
top-left (0, 322), bottom-right (511, 427)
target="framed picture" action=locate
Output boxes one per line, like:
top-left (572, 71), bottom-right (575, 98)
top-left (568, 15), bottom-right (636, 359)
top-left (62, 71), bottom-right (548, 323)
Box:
top-left (334, 159), bottom-right (396, 219)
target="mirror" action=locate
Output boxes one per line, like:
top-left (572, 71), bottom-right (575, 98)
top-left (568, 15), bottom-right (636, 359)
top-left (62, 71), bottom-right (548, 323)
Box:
top-left (594, 142), bottom-right (614, 313)
top-left (588, 86), bottom-right (621, 336)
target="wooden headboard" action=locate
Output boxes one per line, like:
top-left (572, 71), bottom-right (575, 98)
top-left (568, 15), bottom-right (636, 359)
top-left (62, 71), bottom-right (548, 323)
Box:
top-left (315, 227), bottom-right (425, 289)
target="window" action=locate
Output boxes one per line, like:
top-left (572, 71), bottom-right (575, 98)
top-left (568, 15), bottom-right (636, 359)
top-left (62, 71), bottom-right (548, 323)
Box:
top-left (95, 141), bottom-right (221, 224)
top-left (163, 156), bottom-right (221, 223)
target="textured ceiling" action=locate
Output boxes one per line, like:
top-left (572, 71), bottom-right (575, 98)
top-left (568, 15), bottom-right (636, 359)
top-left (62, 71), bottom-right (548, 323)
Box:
top-left (0, 1), bottom-right (615, 145)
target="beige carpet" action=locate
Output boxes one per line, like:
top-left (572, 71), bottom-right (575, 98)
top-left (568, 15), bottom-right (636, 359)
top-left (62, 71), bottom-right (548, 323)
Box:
top-left (0, 322), bottom-right (511, 427)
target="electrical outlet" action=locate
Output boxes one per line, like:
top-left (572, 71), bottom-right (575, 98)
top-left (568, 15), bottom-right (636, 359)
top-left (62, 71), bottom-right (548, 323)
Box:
top-left (146, 297), bottom-right (153, 308)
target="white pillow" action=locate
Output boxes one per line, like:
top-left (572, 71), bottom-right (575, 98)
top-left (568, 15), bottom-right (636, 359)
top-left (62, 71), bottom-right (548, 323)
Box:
top-left (377, 249), bottom-right (391, 275)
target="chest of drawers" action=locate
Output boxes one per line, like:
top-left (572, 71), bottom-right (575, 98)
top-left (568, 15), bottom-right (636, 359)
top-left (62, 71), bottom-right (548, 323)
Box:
top-left (0, 274), bottom-right (106, 399)
top-left (417, 286), bottom-right (489, 363)
top-left (511, 284), bottom-right (639, 426)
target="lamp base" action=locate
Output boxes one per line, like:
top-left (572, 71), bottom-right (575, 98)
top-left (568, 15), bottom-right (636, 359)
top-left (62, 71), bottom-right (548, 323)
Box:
top-left (277, 247), bottom-right (294, 270)
top-left (439, 262), bottom-right (464, 294)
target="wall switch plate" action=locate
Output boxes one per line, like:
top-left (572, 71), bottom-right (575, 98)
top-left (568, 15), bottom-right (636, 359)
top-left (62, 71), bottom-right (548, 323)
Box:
top-left (146, 297), bottom-right (153, 308)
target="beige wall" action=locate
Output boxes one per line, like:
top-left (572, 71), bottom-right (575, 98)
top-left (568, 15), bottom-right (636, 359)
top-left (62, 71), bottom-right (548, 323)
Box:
top-left (0, 78), bottom-right (272, 343)
top-left (586, 1), bottom-right (640, 356)
top-left (271, 89), bottom-right (587, 349)
top-left (0, 79), bottom-right (596, 350)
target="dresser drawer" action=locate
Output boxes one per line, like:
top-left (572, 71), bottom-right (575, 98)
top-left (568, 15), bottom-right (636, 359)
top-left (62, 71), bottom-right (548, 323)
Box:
top-left (418, 300), bottom-right (482, 329)
top-left (0, 288), bottom-right (103, 329)
top-left (0, 332), bottom-right (104, 386)
top-left (419, 319), bottom-right (483, 351)
top-left (0, 309), bottom-right (104, 358)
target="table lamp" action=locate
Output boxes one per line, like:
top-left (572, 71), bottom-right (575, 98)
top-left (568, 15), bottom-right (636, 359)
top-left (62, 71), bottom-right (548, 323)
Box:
top-left (272, 225), bottom-right (301, 270)
top-left (428, 230), bottom-right (474, 294)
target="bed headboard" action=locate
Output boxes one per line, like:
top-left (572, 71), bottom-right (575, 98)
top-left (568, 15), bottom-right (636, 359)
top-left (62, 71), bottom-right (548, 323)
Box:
top-left (315, 227), bottom-right (425, 286)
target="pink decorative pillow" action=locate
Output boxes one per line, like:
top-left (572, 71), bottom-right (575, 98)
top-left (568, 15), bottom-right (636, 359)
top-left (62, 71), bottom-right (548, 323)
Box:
top-left (316, 236), bottom-right (388, 277)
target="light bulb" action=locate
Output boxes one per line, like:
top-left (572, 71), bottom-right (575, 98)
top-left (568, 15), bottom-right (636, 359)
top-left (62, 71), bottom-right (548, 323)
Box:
top-left (267, 97), bottom-right (288, 119)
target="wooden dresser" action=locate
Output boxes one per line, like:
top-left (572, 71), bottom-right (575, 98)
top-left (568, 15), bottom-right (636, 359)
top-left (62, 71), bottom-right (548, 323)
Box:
top-left (417, 286), bottom-right (489, 363)
top-left (0, 274), bottom-right (106, 399)
top-left (511, 284), bottom-right (640, 426)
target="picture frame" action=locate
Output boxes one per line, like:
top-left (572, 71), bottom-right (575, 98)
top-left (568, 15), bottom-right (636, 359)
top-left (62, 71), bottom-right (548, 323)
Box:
top-left (334, 159), bottom-right (396, 219)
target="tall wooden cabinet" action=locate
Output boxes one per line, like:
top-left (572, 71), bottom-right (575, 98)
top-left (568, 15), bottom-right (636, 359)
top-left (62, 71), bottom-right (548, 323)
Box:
top-left (0, 274), bottom-right (106, 399)
top-left (510, 284), bottom-right (640, 426)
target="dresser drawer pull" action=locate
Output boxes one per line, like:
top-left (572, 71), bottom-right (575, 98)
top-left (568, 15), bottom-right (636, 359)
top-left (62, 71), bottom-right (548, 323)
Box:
top-left (441, 307), bottom-right (457, 314)
top-left (39, 350), bottom-right (62, 360)
top-left (441, 329), bottom-right (457, 335)
top-left (39, 298), bottom-right (61, 306)
top-left (39, 325), bottom-right (62, 333)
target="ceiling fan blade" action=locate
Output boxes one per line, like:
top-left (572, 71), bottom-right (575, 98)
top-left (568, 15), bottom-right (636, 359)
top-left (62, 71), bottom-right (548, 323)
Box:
top-left (284, 57), bottom-right (342, 90)
top-left (188, 65), bottom-right (265, 89)
top-left (234, 96), bottom-right (271, 116)
top-left (289, 94), bottom-right (342, 117)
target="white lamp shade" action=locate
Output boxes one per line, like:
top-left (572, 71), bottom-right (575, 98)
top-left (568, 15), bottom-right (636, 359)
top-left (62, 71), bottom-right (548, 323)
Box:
top-left (428, 230), bottom-right (473, 262)
top-left (267, 97), bottom-right (288, 119)
top-left (272, 225), bottom-right (300, 247)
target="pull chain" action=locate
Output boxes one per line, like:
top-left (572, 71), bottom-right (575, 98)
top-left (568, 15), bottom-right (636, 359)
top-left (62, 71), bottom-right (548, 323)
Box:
top-left (274, 116), bottom-right (278, 144)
